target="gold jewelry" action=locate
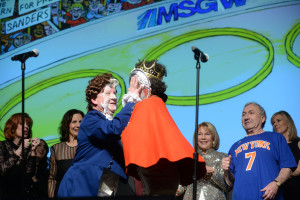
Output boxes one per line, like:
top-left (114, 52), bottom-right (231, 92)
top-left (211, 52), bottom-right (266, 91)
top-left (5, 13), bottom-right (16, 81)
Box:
top-left (135, 60), bottom-right (163, 80)
top-left (274, 179), bottom-right (281, 187)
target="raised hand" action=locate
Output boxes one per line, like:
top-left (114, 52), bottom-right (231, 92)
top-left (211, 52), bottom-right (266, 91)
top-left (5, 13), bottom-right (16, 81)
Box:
top-left (128, 75), bottom-right (143, 97)
top-left (30, 137), bottom-right (41, 156)
top-left (222, 155), bottom-right (232, 171)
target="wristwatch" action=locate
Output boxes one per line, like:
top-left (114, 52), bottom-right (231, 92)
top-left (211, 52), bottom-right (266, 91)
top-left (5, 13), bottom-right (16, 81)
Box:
top-left (274, 179), bottom-right (281, 187)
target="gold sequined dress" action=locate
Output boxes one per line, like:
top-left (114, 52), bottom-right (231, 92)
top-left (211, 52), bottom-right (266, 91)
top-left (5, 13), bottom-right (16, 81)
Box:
top-left (183, 149), bottom-right (230, 200)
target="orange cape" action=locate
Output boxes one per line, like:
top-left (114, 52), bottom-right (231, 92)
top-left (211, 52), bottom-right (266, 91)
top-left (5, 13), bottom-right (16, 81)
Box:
top-left (122, 96), bottom-right (206, 186)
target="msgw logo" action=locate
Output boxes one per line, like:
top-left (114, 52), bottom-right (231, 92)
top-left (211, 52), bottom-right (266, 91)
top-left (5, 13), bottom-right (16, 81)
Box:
top-left (138, 0), bottom-right (246, 30)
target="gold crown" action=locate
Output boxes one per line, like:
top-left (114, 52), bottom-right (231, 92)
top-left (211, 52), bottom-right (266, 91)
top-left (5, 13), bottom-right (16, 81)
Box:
top-left (135, 60), bottom-right (163, 80)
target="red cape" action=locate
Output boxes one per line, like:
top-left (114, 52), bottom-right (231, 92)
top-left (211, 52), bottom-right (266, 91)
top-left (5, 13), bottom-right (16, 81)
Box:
top-left (122, 96), bottom-right (206, 186)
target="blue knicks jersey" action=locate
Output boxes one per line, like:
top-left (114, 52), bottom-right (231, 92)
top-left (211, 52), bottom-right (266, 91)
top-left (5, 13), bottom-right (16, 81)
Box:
top-left (228, 132), bottom-right (296, 200)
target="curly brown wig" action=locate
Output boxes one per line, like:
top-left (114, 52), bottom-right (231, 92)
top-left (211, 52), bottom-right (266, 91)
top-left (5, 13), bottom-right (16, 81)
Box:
top-left (86, 73), bottom-right (113, 111)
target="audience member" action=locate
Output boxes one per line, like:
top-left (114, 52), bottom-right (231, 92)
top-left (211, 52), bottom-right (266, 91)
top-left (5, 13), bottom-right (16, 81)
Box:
top-left (0, 113), bottom-right (40, 197)
top-left (58, 73), bottom-right (142, 197)
top-left (222, 102), bottom-right (296, 200)
top-left (183, 122), bottom-right (230, 200)
top-left (26, 139), bottom-right (49, 197)
top-left (271, 111), bottom-right (300, 200)
top-left (121, 60), bottom-right (206, 196)
top-left (48, 109), bottom-right (84, 198)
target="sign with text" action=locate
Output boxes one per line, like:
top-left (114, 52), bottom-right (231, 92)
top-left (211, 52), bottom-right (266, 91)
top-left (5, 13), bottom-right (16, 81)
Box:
top-left (5, 7), bottom-right (51, 34)
top-left (19, 0), bottom-right (60, 15)
top-left (0, 0), bottom-right (16, 19)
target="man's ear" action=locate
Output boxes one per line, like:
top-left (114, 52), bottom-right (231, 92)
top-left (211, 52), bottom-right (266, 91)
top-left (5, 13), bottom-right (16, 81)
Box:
top-left (91, 98), bottom-right (97, 106)
top-left (261, 115), bottom-right (266, 124)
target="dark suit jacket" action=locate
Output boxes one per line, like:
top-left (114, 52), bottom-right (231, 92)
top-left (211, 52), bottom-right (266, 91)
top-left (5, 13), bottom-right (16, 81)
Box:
top-left (58, 102), bottom-right (135, 197)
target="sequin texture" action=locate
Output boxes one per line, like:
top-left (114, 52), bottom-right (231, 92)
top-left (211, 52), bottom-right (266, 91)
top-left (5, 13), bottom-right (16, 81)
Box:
top-left (183, 149), bottom-right (230, 200)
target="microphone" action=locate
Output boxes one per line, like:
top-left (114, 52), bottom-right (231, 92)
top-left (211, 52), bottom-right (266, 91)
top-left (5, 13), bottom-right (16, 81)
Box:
top-left (11, 49), bottom-right (39, 61)
top-left (192, 46), bottom-right (209, 62)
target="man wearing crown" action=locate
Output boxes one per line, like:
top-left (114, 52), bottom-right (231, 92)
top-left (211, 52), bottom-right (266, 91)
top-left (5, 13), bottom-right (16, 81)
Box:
top-left (121, 60), bottom-right (206, 196)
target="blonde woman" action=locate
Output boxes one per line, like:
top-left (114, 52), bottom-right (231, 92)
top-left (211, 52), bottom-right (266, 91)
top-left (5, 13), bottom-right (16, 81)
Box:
top-left (184, 122), bottom-right (230, 200)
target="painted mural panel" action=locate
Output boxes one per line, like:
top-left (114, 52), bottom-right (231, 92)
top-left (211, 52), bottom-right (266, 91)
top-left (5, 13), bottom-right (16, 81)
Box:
top-left (0, 0), bottom-right (299, 152)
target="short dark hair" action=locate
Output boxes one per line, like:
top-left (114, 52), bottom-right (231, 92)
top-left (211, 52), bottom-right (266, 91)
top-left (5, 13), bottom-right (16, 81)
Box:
top-left (37, 139), bottom-right (49, 170)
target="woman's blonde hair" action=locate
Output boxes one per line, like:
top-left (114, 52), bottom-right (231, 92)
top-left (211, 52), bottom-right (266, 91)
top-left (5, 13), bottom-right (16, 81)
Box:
top-left (271, 111), bottom-right (298, 141)
top-left (193, 122), bottom-right (220, 150)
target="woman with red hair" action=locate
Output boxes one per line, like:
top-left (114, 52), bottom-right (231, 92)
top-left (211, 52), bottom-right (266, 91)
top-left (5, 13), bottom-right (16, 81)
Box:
top-left (0, 113), bottom-right (40, 197)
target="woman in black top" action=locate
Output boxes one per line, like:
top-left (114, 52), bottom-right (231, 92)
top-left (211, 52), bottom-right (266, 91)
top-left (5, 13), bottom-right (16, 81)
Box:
top-left (271, 111), bottom-right (300, 200)
top-left (0, 113), bottom-right (40, 198)
top-left (26, 139), bottom-right (49, 197)
top-left (48, 109), bottom-right (84, 198)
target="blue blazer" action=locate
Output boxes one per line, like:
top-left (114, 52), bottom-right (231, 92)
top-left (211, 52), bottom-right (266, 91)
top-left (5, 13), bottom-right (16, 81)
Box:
top-left (58, 102), bottom-right (135, 197)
